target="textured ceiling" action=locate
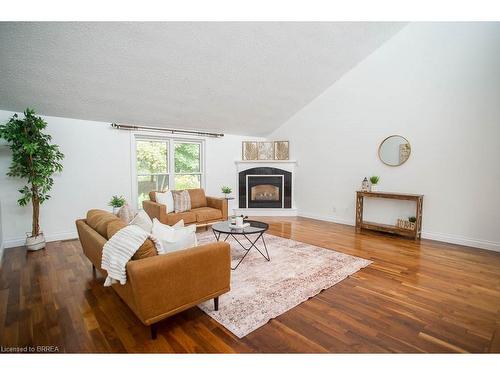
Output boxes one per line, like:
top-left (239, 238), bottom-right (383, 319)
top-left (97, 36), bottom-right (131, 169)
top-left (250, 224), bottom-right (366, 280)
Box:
top-left (0, 22), bottom-right (405, 135)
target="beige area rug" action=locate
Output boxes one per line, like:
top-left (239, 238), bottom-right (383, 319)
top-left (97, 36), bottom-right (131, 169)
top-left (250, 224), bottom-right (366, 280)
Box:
top-left (196, 230), bottom-right (371, 338)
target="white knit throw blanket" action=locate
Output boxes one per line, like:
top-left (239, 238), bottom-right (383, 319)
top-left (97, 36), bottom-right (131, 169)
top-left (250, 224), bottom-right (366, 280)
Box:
top-left (101, 224), bottom-right (162, 287)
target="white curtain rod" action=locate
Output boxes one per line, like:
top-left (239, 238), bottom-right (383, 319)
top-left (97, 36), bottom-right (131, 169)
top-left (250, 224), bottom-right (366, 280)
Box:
top-left (111, 123), bottom-right (224, 138)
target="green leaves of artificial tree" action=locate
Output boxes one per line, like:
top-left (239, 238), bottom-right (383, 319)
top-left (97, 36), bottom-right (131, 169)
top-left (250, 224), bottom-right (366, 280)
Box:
top-left (0, 108), bottom-right (64, 207)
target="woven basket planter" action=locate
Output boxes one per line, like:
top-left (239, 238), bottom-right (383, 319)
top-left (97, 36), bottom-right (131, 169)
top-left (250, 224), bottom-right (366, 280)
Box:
top-left (397, 219), bottom-right (416, 231)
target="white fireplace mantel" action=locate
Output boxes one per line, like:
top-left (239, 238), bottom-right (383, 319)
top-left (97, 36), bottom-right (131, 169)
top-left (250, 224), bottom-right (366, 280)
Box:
top-left (234, 160), bottom-right (298, 174)
top-left (234, 160), bottom-right (297, 165)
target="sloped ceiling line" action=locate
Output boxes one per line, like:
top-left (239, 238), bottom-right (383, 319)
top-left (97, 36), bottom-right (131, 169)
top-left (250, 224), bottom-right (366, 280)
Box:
top-left (0, 22), bottom-right (406, 135)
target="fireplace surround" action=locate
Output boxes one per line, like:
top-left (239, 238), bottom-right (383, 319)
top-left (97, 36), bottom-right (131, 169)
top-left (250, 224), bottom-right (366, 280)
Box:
top-left (239, 167), bottom-right (292, 209)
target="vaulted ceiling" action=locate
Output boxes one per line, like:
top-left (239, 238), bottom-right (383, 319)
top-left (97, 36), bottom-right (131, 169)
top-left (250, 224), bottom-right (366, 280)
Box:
top-left (0, 22), bottom-right (406, 135)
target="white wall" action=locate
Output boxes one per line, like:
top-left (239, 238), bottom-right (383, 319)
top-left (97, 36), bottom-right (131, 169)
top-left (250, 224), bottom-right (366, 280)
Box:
top-left (268, 23), bottom-right (500, 252)
top-left (205, 134), bottom-right (265, 213)
top-left (0, 110), bottom-right (260, 248)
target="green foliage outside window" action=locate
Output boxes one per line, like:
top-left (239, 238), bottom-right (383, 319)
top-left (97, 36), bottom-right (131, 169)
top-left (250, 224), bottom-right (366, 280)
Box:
top-left (136, 141), bottom-right (201, 206)
top-left (136, 140), bottom-right (167, 174)
top-left (174, 143), bottom-right (200, 173)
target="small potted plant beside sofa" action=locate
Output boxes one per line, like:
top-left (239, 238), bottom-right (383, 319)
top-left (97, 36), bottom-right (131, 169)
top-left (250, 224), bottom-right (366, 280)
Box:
top-left (109, 195), bottom-right (126, 215)
top-left (221, 186), bottom-right (232, 198)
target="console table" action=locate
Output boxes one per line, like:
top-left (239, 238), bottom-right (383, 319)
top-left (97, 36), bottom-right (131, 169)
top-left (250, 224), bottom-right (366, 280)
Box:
top-left (355, 191), bottom-right (424, 240)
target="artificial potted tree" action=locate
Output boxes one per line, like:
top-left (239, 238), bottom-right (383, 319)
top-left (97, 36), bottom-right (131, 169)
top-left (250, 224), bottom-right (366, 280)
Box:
top-left (0, 109), bottom-right (64, 251)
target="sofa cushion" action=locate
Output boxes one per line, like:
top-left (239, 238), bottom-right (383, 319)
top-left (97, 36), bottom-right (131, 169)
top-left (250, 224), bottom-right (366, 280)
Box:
top-left (107, 219), bottom-right (158, 260)
top-left (152, 218), bottom-right (197, 254)
top-left (155, 191), bottom-right (174, 213)
top-left (86, 210), bottom-right (119, 238)
top-left (188, 188), bottom-right (207, 209)
top-left (191, 207), bottom-right (223, 223)
top-left (172, 190), bottom-right (192, 213)
top-left (129, 210), bottom-right (153, 233)
top-left (86, 209), bottom-right (110, 227)
top-left (165, 211), bottom-right (197, 226)
top-left (107, 220), bottom-right (127, 239)
top-left (132, 240), bottom-right (158, 260)
top-left (117, 204), bottom-right (136, 223)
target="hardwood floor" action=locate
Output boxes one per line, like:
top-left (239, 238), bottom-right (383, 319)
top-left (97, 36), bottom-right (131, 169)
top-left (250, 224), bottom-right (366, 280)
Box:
top-left (1, 216), bottom-right (500, 353)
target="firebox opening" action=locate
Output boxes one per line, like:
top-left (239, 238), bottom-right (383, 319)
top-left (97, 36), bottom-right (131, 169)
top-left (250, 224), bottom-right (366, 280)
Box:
top-left (251, 184), bottom-right (280, 201)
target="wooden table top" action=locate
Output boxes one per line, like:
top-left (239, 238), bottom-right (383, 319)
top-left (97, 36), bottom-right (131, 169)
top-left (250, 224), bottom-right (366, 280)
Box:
top-left (356, 190), bottom-right (424, 199)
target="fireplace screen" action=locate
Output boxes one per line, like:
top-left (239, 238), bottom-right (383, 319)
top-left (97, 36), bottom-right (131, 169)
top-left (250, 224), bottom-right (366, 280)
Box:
top-left (251, 184), bottom-right (280, 201)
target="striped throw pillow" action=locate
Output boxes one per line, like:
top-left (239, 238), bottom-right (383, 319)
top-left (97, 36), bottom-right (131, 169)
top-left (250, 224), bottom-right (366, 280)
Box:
top-left (172, 190), bottom-right (191, 213)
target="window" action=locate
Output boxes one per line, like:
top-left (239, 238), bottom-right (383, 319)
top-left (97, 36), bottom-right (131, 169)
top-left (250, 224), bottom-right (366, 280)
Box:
top-left (134, 137), bottom-right (204, 208)
top-left (174, 141), bottom-right (201, 190)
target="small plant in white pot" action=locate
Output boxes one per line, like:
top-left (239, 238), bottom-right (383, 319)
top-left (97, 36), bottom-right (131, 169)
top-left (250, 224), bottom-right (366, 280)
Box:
top-left (109, 195), bottom-right (126, 214)
top-left (221, 186), bottom-right (232, 198)
top-left (0, 109), bottom-right (64, 251)
top-left (369, 176), bottom-right (380, 191)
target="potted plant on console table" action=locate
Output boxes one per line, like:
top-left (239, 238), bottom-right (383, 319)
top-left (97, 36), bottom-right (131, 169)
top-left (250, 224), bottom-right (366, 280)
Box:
top-left (369, 176), bottom-right (380, 192)
top-left (0, 109), bottom-right (64, 251)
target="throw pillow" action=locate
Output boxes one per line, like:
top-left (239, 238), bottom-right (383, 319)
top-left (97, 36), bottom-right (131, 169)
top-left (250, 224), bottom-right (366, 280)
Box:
top-left (172, 190), bottom-right (191, 213)
top-left (151, 218), bottom-right (197, 253)
top-left (155, 191), bottom-right (174, 214)
top-left (151, 218), bottom-right (188, 241)
top-left (117, 204), bottom-right (136, 223)
top-left (129, 210), bottom-right (153, 233)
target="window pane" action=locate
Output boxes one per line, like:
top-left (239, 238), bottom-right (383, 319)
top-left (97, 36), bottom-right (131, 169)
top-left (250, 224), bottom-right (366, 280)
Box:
top-left (137, 174), bottom-right (169, 208)
top-left (174, 174), bottom-right (201, 190)
top-left (174, 143), bottom-right (200, 173)
top-left (136, 140), bottom-right (168, 174)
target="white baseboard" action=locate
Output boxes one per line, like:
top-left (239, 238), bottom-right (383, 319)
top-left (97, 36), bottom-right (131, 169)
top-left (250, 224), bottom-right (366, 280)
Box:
top-left (297, 210), bottom-right (500, 253)
top-left (234, 208), bottom-right (298, 217)
top-left (3, 230), bottom-right (79, 249)
top-left (297, 210), bottom-right (354, 226)
top-left (420, 231), bottom-right (500, 252)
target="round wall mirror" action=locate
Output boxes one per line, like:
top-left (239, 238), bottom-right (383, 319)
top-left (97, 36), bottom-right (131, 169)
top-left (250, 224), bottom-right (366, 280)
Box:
top-left (378, 135), bottom-right (411, 166)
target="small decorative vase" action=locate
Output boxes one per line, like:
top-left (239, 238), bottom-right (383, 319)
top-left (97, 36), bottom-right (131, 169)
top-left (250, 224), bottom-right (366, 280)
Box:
top-left (26, 232), bottom-right (46, 251)
top-left (236, 216), bottom-right (244, 227)
top-left (112, 207), bottom-right (120, 215)
top-left (370, 184), bottom-right (378, 192)
top-left (361, 177), bottom-right (369, 192)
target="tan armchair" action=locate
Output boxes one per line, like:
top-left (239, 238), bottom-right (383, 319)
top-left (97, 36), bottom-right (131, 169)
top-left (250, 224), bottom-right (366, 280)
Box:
top-left (143, 188), bottom-right (228, 226)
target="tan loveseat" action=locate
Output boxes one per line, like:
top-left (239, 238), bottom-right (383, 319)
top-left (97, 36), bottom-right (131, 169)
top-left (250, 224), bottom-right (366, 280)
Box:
top-left (142, 188), bottom-right (228, 226)
top-left (75, 209), bottom-right (231, 339)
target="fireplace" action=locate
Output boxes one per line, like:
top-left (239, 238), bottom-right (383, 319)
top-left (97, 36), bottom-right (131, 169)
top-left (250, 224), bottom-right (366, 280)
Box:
top-left (247, 175), bottom-right (283, 208)
top-left (239, 167), bottom-right (292, 209)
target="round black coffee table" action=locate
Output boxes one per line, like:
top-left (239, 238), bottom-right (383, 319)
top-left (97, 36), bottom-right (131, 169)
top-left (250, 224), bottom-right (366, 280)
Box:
top-left (212, 220), bottom-right (270, 270)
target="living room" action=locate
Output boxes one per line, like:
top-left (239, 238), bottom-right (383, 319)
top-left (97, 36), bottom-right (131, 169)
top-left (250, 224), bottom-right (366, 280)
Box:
top-left (1, 0), bottom-right (500, 372)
